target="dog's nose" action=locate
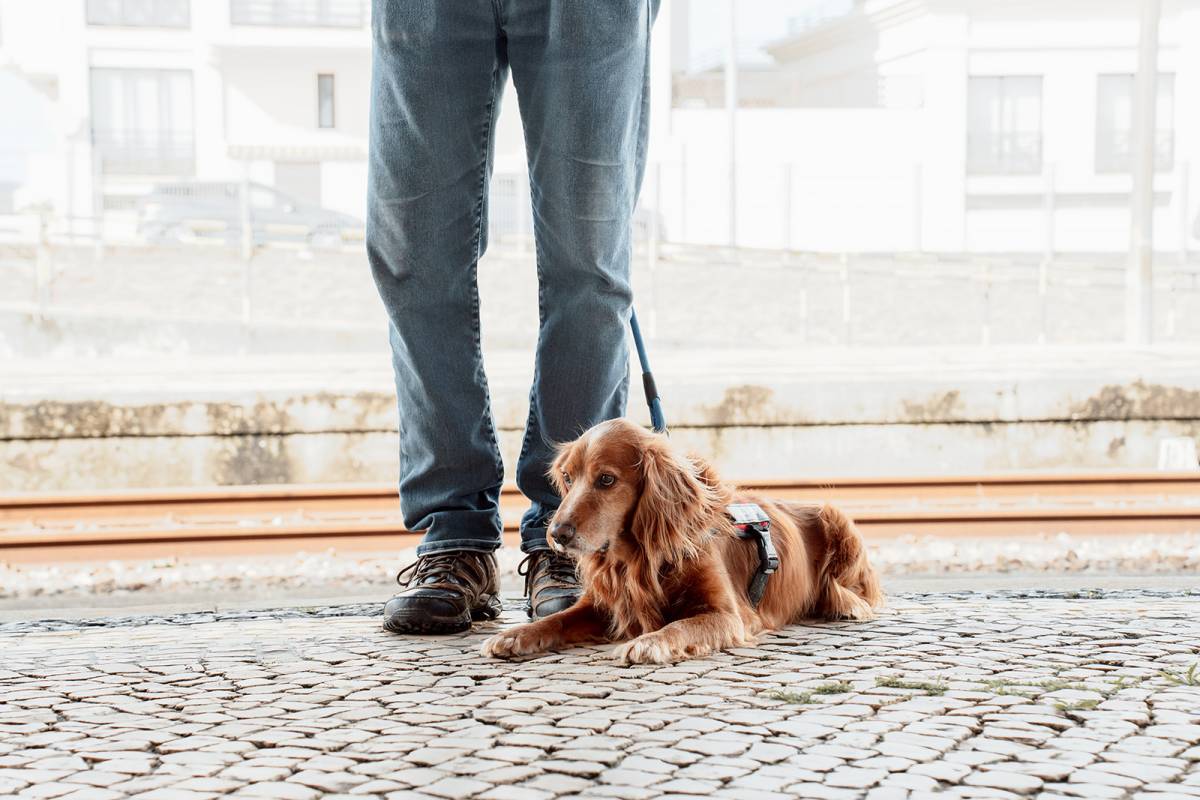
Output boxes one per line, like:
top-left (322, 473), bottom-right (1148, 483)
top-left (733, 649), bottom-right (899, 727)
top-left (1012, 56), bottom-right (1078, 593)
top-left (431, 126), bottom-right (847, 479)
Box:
top-left (550, 522), bottom-right (576, 547)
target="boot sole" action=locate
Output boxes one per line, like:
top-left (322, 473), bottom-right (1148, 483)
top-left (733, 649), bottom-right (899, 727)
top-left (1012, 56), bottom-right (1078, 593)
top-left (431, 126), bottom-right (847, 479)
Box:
top-left (382, 594), bottom-right (502, 635)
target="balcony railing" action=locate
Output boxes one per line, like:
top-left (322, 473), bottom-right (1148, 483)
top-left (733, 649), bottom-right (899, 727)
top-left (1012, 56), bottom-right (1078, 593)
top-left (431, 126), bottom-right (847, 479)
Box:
top-left (1095, 129), bottom-right (1176, 175)
top-left (93, 131), bottom-right (196, 176)
top-left (230, 0), bottom-right (367, 28)
top-left (86, 0), bottom-right (191, 28)
top-left (967, 131), bottom-right (1043, 176)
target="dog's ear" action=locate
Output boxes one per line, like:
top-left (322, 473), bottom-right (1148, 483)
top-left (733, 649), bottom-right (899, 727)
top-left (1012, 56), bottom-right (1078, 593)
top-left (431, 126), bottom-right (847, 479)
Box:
top-left (632, 439), bottom-right (721, 565)
top-left (547, 442), bottom-right (573, 496)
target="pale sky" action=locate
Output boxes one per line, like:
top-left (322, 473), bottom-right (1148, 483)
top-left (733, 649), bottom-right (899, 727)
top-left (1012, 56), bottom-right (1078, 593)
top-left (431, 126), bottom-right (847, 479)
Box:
top-left (684, 0), bottom-right (854, 72)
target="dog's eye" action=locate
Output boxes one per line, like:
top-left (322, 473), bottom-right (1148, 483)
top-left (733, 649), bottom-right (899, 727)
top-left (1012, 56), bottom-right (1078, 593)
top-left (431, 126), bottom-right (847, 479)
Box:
top-left (596, 473), bottom-right (616, 488)
top-left (562, 471), bottom-right (572, 487)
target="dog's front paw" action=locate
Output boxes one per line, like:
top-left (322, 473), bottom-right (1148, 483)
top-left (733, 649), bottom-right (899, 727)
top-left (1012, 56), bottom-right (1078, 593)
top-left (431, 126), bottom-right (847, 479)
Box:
top-left (480, 624), bottom-right (554, 660)
top-left (613, 633), bottom-right (691, 665)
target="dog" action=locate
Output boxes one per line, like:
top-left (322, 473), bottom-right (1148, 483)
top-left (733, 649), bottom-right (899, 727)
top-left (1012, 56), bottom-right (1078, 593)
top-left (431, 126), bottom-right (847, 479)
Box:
top-left (481, 418), bottom-right (882, 664)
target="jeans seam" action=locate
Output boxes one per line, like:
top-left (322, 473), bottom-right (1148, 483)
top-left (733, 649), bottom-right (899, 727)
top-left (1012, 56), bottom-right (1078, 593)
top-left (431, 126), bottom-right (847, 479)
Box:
top-left (469, 49), bottom-right (506, 501)
top-left (515, 164), bottom-right (558, 539)
top-left (514, 210), bottom-right (547, 487)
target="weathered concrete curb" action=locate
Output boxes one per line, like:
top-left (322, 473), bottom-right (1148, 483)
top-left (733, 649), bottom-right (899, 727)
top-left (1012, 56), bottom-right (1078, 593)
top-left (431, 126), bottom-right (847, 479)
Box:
top-left (3, 347), bottom-right (1199, 489)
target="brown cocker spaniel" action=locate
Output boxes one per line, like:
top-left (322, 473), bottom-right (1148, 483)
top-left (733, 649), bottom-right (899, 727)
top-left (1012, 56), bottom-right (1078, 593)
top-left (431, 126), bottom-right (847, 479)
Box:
top-left (482, 418), bottom-right (883, 664)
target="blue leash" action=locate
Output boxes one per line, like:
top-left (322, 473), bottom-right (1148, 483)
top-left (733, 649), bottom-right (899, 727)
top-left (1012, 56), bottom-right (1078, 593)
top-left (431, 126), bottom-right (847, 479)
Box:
top-left (629, 309), bottom-right (668, 434)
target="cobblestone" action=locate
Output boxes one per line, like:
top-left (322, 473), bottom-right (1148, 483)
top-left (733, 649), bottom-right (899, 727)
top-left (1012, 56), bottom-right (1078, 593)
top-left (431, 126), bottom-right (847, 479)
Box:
top-left (0, 596), bottom-right (1197, 799)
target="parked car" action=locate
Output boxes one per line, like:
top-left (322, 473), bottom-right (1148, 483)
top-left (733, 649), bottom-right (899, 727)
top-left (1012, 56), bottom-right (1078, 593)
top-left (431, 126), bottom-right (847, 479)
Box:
top-left (136, 181), bottom-right (363, 249)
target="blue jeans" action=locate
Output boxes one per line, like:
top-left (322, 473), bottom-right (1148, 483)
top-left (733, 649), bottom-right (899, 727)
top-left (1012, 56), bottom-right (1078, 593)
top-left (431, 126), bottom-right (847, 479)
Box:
top-left (367, 0), bottom-right (660, 556)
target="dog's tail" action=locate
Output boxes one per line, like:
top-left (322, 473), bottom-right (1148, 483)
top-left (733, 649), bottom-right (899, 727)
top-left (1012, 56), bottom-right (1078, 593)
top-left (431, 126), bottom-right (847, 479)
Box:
top-left (813, 504), bottom-right (884, 620)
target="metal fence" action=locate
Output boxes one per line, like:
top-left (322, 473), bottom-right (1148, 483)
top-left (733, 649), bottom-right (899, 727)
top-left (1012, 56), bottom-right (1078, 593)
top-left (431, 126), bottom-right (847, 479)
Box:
top-left (86, 0), bottom-right (191, 28)
top-left (5, 208), bottom-right (1200, 353)
top-left (229, 0), bottom-right (368, 28)
top-left (5, 157), bottom-right (1200, 352)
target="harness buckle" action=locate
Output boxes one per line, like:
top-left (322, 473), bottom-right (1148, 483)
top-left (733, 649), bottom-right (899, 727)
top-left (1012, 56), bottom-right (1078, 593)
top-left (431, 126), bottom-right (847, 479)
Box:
top-left (727, 503), bottom-right (778, 607)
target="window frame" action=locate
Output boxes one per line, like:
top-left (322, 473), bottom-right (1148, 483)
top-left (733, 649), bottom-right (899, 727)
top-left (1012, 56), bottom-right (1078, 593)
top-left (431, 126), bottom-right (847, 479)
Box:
top-left (317, 73), bottom-right (336, 129)
top-left (1094, 72), bottom-right (1175, 175)
top-left (966, 75), bottom-right (1045, 176)
top-left (89, 67), bottom-right (197, 176)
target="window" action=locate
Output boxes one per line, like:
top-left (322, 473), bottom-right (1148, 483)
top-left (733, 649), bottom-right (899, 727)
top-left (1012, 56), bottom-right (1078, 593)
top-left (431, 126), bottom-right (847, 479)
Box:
top-left (230, 0), bottom-right (367, 28)
top-left (1095, 73), bottom-right (1175, 174)
top-left (90, 68), bottom-right (195, 175)
top-left (967, 76), bottom-right (1043, 175)
top-left (318, 74), bottom-right (336, 129)
top-left (86, 0), bottom-right (190, 28)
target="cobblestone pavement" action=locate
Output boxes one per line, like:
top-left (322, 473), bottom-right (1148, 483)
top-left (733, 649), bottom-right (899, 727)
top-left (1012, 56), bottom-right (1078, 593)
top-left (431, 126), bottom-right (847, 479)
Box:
top-left (1, 594), bottom-right (1198, 800)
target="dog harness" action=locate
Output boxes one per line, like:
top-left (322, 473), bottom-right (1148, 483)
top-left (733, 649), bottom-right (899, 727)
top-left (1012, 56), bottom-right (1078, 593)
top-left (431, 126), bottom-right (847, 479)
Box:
top-left (727, 503), bottom-right (778, 607)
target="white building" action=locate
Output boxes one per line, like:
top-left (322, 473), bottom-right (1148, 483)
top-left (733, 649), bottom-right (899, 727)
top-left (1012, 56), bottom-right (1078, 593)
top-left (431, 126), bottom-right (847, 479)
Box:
top-left (1, 0), bottom-right (1197, 256)
top-left (0, 0), bottom-right (371, 221)
top-left (665, 0), bottom-right (1200, 254)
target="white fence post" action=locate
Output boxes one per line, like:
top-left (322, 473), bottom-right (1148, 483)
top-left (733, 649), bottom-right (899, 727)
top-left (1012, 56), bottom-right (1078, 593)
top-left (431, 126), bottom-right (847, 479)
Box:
top-left (35, 209), bottom-right (51, 320)
top-left (912, 162), bottom-right (923, 253)
top-left (91, 150), bottom-right (105, 262)
top-left (782, 163), bottom-right (793, 254)
top-left (1038, 258), bottom-right (1049, 345)
top-left (649, 162), bottom-right (661, 272)
top-left (1038, 163), bottom-right (1056, 345)
top-left (678, 143), bottom-right (688, 246)
top-left (1178, 160), bottom-right (1191, 264)
top-left (980, 261), bottom-right (991, 346)
top-left (840, 254), bottom-right (852, 344)
top-left (240, 171), bottom-right (254, 327)
top-left (1042, 162), bottom-right (1056, 263)
top-left (798, 257), bottom-right (809, 345)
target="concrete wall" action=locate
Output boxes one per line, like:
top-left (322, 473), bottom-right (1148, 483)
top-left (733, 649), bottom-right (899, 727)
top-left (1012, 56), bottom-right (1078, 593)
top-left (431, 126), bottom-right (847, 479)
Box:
top-left (4, 348), bottom-right (1199, 491)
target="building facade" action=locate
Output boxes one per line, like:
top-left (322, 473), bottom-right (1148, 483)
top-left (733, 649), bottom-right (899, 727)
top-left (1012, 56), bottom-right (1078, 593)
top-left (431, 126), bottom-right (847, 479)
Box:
top-left (665, 0), bottom-right (1200, 254)
top-left (2, 0), bottom-right (1197, 256)
top-left (0, 0), bottom-right (370, 221)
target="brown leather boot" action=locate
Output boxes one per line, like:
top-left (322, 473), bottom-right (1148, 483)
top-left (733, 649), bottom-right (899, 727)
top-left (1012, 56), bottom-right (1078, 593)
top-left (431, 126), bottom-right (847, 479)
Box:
top-left (383, 551), bottom-right (501, 634)
top-left (520, 550), bottom-right (581, 620)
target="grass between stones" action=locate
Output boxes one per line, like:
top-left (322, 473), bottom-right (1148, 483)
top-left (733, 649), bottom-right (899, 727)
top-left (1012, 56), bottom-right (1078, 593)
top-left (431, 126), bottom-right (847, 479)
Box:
top-left (982, 677), bottom-right (1089, 698)
top-left (766, 680), bottom-right (854, 704)
top-left (874, 675), bottom-right (948, 696)
top-left (1160, 662), bottom-right (1200, 686)
top-left (1054, 698), bottom-right (1101, 712)
top-left (762, 662), bottom-right (1197, 708)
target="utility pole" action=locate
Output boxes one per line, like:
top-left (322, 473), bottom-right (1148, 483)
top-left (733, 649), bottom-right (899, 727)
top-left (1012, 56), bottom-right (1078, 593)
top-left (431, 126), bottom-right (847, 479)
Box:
top-left (1126, 0), bottom-right (1162, 345)
top-left (724, 0), bottom-right (737, 248)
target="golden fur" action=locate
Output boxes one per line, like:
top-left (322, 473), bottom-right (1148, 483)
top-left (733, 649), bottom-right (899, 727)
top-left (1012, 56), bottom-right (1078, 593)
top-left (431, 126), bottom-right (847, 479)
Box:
top-left (481, 418), bottom-right (883, 664)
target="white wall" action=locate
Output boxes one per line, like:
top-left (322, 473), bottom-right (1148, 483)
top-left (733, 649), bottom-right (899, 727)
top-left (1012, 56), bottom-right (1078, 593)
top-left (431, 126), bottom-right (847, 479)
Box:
top-left (663, 108), bottom-right (925, 251)
top-left (652, 0), bottom-right (1200, 254)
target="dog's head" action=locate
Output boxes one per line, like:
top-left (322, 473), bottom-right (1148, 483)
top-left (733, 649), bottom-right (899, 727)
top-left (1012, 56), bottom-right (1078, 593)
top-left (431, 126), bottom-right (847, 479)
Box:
top-left (547, 418), bottom-right (723, 565)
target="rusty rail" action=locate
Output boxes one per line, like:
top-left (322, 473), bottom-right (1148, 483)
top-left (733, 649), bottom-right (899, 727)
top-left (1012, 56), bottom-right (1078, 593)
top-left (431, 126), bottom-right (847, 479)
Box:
top-left (2, 472), bottom-right (1199, 560)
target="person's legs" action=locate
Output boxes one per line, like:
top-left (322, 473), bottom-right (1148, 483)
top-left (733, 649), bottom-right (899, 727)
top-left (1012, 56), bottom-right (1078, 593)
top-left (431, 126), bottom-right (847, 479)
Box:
top-left (368, 0), bottom-right (507, 556)
top-left (504, 0), bottom-right (661, 553)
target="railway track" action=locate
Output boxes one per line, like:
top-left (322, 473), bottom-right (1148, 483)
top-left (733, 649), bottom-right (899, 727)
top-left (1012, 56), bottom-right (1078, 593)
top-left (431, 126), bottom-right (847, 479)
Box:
top-left (2, 472), bottom-right (1199, 562)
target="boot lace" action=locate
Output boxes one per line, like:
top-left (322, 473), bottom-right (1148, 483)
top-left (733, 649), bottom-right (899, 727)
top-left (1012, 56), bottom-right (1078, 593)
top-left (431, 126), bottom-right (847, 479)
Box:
top-left (519, 550), bottom-right (578, 597)
top-left (396, 551), bottom-right (488, 592)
